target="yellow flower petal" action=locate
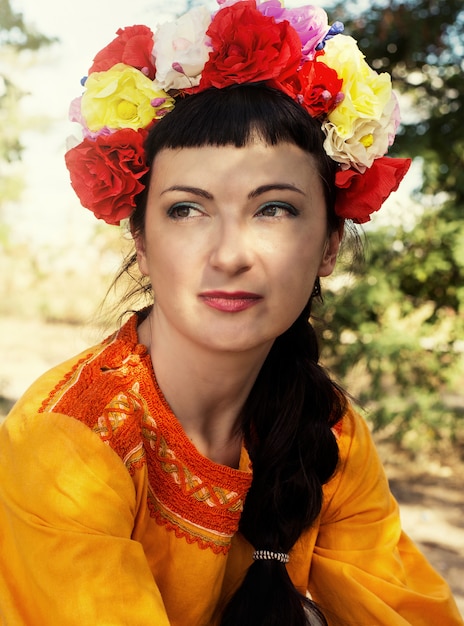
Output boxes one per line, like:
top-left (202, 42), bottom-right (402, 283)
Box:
top-left (82, 63), bottom-right (174, 132)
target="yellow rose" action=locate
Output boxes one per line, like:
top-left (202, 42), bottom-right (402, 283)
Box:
top-left (321, 35), bottom-right (392, 139)
top-left (81, 63), bottom-right (174, 132)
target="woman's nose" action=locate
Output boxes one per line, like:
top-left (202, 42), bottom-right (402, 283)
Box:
top-left (208, 219), bottom-right (253, 275)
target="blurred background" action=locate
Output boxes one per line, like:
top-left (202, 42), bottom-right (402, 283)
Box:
top-left (0, 0), bottom-right (463, 614)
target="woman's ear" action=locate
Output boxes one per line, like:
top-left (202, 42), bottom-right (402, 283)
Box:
top-left (318, 223), bottom-right (344, 277)
top-left (132, 230), bottom-right (149, 276)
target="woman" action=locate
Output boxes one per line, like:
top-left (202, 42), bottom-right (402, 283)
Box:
top-left (0, 2), bottom-right (462, 625)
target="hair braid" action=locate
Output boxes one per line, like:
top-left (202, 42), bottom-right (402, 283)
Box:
top-left (219, 302), bottom-right (345, 626)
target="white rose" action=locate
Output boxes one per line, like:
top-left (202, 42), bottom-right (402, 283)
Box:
top-left (322, 93), bottom-right (399, 171)
top-left (154, 6), bottom-right (211, 91)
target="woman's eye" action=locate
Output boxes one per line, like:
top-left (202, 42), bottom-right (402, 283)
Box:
top-left (167, 203), bottom-right (204, 219)
top-left (256, 202), bottom-right (298, 218)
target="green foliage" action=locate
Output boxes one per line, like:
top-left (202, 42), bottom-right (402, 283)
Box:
top-left (0, 74), bottom-right (24, 163)
top-left (318, 204), bottom-right (464, 456)
top-left (316, 1), bottom-right (464, 458)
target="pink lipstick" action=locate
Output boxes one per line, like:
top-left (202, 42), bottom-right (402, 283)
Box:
top-left (199, 291), bottom-right (262, 313)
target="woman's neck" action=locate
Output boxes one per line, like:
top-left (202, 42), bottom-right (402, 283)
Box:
top-left (137, 313), bottom-right (271, 467)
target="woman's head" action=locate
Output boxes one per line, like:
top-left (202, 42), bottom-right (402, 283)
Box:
top-left (132, 127), bottom-right (341, 357)
top-left (130, 84), bottom-right (341, 238)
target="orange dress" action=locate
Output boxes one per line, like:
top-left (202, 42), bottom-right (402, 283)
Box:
top-left (0, 314), bottom-right (462, 625)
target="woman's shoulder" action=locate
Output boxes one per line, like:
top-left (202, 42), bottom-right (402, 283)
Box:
top-left (3, 312), bottom-right (153, 446)
top-left (335, 401), bottom-right (372, 443)
top-left (322, 402), bottom-right (389, 511)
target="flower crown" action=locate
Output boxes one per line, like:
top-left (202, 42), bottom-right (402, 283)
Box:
top-left (65, 0), bottom-right (411, 226)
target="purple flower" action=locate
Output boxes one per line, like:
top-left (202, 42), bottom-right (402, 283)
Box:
top-left (83, 126), bottom-right (113, 140)
top-left (258, 1), bottom-right (330, 59)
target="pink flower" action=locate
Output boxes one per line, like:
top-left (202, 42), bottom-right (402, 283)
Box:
top-left (258, 1), bottom-right (329, 59)
top-left (388, 93), bottom-right (401, 146)
top-left (69, 97), bottom-right (83, 125)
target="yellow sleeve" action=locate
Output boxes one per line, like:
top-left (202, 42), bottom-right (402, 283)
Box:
top-left (309, 407), bottom-right (463, 626)
top-left (0, 410), bottom-right (171, 626)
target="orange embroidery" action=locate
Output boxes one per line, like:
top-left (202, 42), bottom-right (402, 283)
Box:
top-left (148, 500), bottom-right (234, 554)
top-left (92, 385), bottom-right (150, 474)
top-left (38, 353), bottom-right (96, 414)
top-left (37, 315), bottom-right (252, 554)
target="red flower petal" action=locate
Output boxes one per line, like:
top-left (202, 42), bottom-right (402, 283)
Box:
top-left (299, 60), bottom-right (343, 117)
top-left (65, 128), bottom-right (149, 225)
top-left (199, 0), bottom-right (301, 89)
top-left (335, 157), bottom-right (412, 223)
top-left (88, 25), bottom-right (156, 79)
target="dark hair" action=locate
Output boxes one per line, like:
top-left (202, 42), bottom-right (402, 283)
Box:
top-left (124, 84), bottom-right (345, 625)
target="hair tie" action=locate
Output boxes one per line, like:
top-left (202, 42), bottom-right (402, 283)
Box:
top-left (253, 550), bottom-right (290, 564)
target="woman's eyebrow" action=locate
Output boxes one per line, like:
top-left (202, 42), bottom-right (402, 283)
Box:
top-left (248, 183), bottom-right (305, 198)
top-left (161, 185), bottom-right (213, 199)
top-left (160, 183), bottom-right (305, 200)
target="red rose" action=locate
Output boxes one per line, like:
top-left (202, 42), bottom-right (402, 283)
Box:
top-left (88, 25), bottom-right (156, 80)
top-left (298, 59), bottom-right (343, 117)
top-left (335, 157), bottom-right (412, 224)
top-left (199, 0), bottom-right (301, 89)
top-left (276, 58), bottom-right (343, 117)
top-left (270, 73), bottom-right (300, 101)
top-left (65, 128), bottom-right (149, 225)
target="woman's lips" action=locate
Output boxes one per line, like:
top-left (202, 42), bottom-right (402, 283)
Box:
top-left (199, 291), bottom-right (263, 312)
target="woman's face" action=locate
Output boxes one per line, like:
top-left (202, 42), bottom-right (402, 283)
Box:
top-left (135, 140), bottom-right (340, 356)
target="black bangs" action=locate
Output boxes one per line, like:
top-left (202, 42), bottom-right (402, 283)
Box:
top-left (144, 84), bottom-right (328, 161)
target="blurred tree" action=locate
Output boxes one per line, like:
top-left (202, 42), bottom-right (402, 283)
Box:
top-left (332, 0), bottom-right (463, 200)
top-left (321, 0), bottom-right (464, 456)
top-left (0, 0), bottom-right (55, 50)
top-left (0, 0), bottom-right (56, 222)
